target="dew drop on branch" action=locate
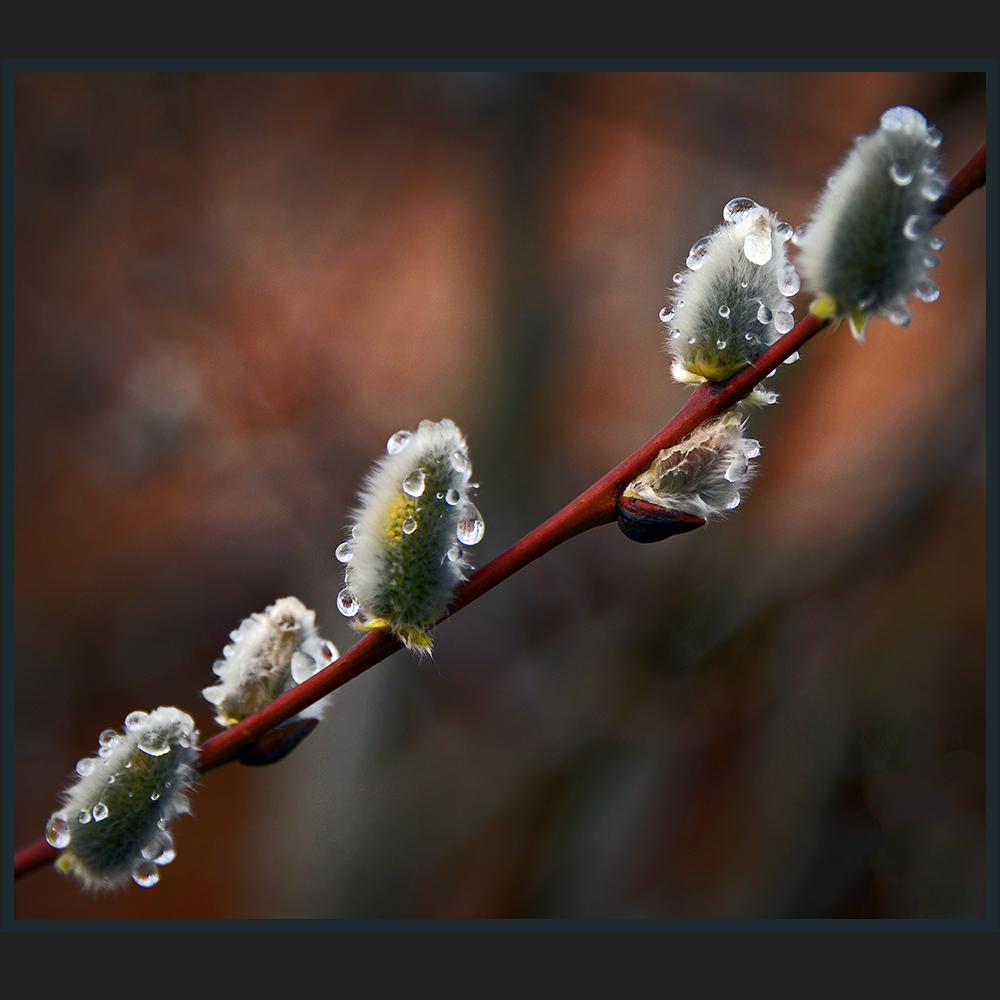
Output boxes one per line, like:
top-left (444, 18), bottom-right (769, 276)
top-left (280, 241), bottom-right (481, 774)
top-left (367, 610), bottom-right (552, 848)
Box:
top-left (723, 197), bottom-right (759, 223)
top-left (456, 503), bottom-right (485, 545)
top-left (46, 814), bottom-right (70, 848)
top-left (337, 588), bottom-right (359, 617)
top-left (402, 469), bottom-right (426, 497)
top-left (386, 430), bottom-right (412, 455)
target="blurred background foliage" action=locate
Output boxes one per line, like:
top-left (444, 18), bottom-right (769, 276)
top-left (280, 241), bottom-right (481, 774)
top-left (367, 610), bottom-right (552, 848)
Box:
top-left (11, 68), bottom-right (989, 919)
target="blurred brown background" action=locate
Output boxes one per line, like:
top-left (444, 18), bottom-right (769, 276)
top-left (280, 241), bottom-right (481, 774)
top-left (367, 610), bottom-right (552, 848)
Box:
top-left (11, 69), bottom-right (988, 920)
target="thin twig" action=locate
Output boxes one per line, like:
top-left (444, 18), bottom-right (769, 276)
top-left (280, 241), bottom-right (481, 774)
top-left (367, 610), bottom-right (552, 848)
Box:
top-left (13, 144), bottom-right (985, 882)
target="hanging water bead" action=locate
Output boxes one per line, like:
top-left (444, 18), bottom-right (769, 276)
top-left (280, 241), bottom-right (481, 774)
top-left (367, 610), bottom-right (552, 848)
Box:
top-left (402, 468), bottom-right (426, 497)
top-left (386, 430), bottom-right (412, 455)
top-left (890, 159), bottom-right (916, 186)
top-left (723, 197), bottom-right (760, 223)
top-left (46, 814), bottom-right (71, 849)
top-left (341, 418), bottom-right (483, 654)
top-left (337, 588), bottom-right (359, 616)
top-left (456, 503), bottom-right (485, 546)
top-left (915, 279), bottom-right (940, 303)
top-left (686, 236), bottom-right (713, 270)
top-left (774, 311), bottom-right (795, 334)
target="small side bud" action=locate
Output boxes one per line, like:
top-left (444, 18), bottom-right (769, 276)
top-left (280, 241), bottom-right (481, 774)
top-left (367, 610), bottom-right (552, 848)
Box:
top-left (238, 717), bottom-right (320, 766)
top-left (337, 418), bottom-right (484, 654)
top-left (663, 198), bottom-right (798, 401)
top-left (620, 409), bottom-right (760, 532)
top-left (45, 707), bottom-right (199, 891)
top-left (202, 596), bottom-right (338, 729)
top-left (796, 105), bottom-right (945, 341)
top-left (617, 497), bottom-right (706, 543)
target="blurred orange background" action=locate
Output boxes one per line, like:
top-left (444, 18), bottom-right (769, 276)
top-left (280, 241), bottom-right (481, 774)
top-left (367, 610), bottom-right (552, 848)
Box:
top-left (11, 68), bottom-right (989, 920)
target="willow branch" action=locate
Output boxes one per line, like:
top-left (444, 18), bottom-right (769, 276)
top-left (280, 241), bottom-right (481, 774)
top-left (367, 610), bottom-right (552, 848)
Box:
top-left (14, 144), bottom-right (985, 882)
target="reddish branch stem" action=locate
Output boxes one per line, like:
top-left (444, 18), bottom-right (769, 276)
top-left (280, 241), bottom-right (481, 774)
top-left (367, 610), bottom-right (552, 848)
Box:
top-left (14, 144), bottom-right (986, 882)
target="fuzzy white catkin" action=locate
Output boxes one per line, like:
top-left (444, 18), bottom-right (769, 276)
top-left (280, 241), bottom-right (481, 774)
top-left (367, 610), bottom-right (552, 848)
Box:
top-left (337, 418), bottom-right (484, 654)
top-left (664, 198), bottom-right (798, 398)
top-left (797, 105), bottom-right (945, 340)
top-left (202, 596), bottom-right (338, 726)
top-left (45, 707), bottom-right (199, 890)
top-left (623, 409), bottom-right (760, 519)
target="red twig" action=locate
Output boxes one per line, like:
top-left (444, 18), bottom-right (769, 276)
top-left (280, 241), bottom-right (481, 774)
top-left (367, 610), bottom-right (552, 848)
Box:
top-left (13, 144), bottom-right (986, 883)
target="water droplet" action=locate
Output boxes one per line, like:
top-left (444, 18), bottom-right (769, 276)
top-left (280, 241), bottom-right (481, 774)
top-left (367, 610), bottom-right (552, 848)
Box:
top-left (445, 489), bottom-right (460, 505)
top-left (778, 268), bottom-right (800, 296)
top-left (77, 809), bottom-right (91, 824)
top-left (335, 541), bottom-right (353, 563)
top-left (756, 302), bottom-right (773, 325)
top-left (402, 517), bottom-right (417, 534)
top-left (125, 711), bottom-right (149, 732)
top-left (926, 127), bottom-right (943, 148)
top-left (889, 159), bottom-right (915, 185)
top-left (792, 223), bottom-right (809, 247)
top-left (138, 732), bottom-right (170, 756)
top-left (658, 306), bottom-right (674, 323)
top-left (451, 450), bottom-right (471, 475)
top-left (715, 339), bottom-right (727, 351)
top-left (92, 802), bottom-right (109, 822)
top-left (724, 456), bottom-right (748, 483)
top-left (141, 838), bottom-right (163, 861)
top-left (774, 311), bottom-right (794, 334)
top-left (402, 468), bottom-right (425, 497)
top-left (150, 790), bottom-right (160, 801)
top-left (98, 729), bottom-right (120, 749)
top-left (722, 197), bottom-right (759, 223)
top-left (903, 214), bottom-right (924, 240)
top-left (46, 814), bottom-right (71, 849)
top-left (924, 252), bottom-right (941, 269)
top-left (76, 757), bottom-right (96, 776)
top-left (446, 543), bottom-right (464, 562)
top-left (775, 221), bottom-right (794, 243)
top-left (718, 304), bottom-right (730, 319)
top-left (881, 106), bottom-right (926, 132)
top-left (743, 440), bottom-right (761, 460)
top-left (152, 833), bottom-right (176, 865)
top-left (686, 236), bottom-right (712, 270)
top-left (672, 272), bottom-right (685, 284)
top-left (337, 588), bottom-right (359, 617)
top-left (929, 235), bottom-right (944, 251)
top-left (784, 351), bottom-right (800, 365)
top-left (132, 861), bottom-right (160, 887)
top-left (455, 503), bottom-right (485, 546)
top-left (921, 177), bottom-right (945, 201)
top-left (915, 279), bottom-right (939, 303)
top-left (723, 495), bottom-right (742, 510)
top-left (386, 430), bottom-right (412, 455)
top-left (886, 302), bottom-right (911, 326)
top-left (743, 221), bottom-right (773, 265)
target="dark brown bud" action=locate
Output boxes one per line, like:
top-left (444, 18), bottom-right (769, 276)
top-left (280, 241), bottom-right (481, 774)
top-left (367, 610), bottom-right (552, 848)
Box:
top-left (238, 717), bottom-right (320, 766)
top-left (617, 496), bottom-right (706, 544)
